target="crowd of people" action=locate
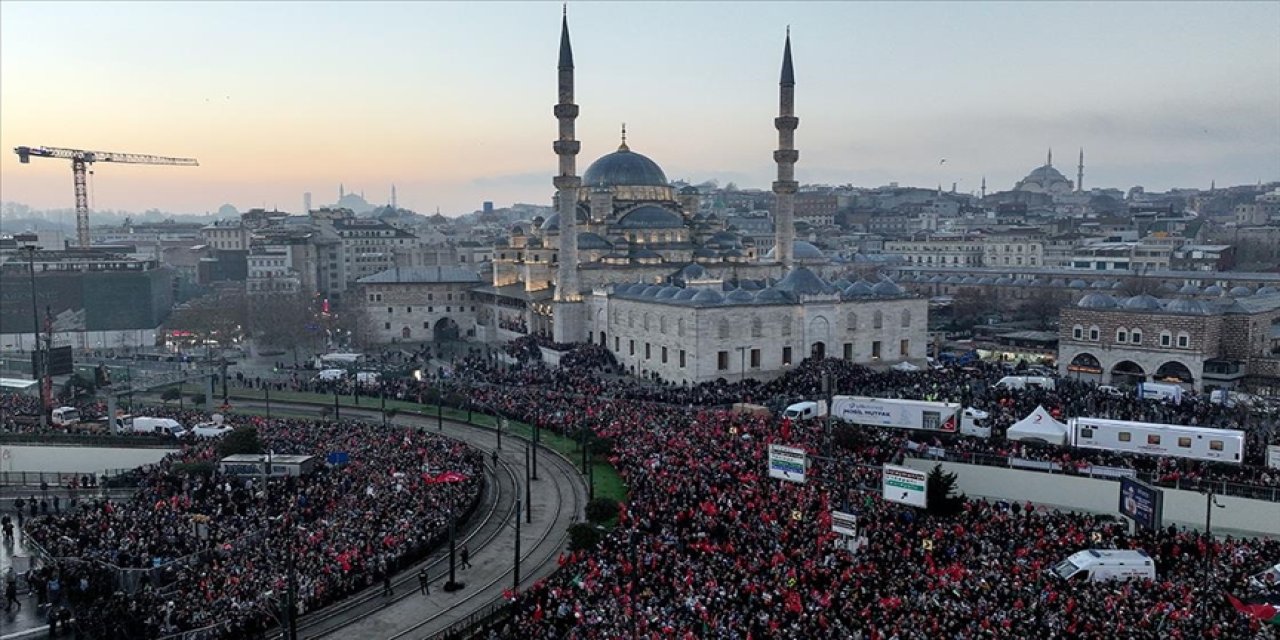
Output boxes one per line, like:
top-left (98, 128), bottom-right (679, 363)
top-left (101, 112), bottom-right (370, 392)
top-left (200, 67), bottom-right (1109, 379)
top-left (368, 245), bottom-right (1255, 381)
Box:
top-left (9, 405), bottom-right (483, 639)
top-left (6, 344), bottom-right (1280, 638)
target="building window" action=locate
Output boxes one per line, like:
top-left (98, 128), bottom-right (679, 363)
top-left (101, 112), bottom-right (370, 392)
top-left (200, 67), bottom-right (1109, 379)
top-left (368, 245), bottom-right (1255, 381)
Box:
top-left (901, 309), bottom-right (911, 328)
top-left (679, 350), bottom-right (686, 368)
top-left (1130, 330), bottom-right (1141, 345)
top-left (748, 348), bottom-right (760, 368)
top-left (645, 343), bottom-right (651, 360)
top-left (717, 351), bottom-right (730, 371)
top-left (384, 322), bottom-right (391, 330)
top-left (873, 311), bottom-right (883, 329)
top-left (847, 312), bottom-right (857, 332)
top-left (1072, 325), bottom-right (1083, 340)
top-left (407, 307), bottom-right (412, 314)
top-left (1118, 432), bottom-right (1131, 442)
top-left (615, 337), bottom-right (620, 351)
top-left (387, 307), bottom-right (393, 314)
top-left (1160, 331), bottom-right (1172, 347)
top-left (718, 319), bottom-right (731, 339)
top-left (782, 347), bottom-right (793, 366)
top-left (423, 322), bottom-right (429, 329)
top-left (1089, 326), bottom-right (1100, 341)
top-left (872, 341), bottom-right (882, 359)
top-left (629, 340), bottom-right (635, 356)
top-left (678, 318), bottom-right (685, 336)
top-left (843, 343), bottom-right (853, 361)
top-left (662, 347), bottom-right (668, 364)
top-left (1177, 333), bottom-right (1190, 348)
top-left (751, 317), bottom-right (763, 338)
top-left (1116, 329), bottom-right (1128, 343)
top-left (900, 339), bottom-right (910, 357)
top-left (781, 318), bottom-right (792, 337)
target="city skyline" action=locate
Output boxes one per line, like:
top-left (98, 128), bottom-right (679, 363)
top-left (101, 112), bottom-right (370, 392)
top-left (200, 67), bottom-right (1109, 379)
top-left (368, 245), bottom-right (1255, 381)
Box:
top-left (1, 1), bottom-right (1277, 217)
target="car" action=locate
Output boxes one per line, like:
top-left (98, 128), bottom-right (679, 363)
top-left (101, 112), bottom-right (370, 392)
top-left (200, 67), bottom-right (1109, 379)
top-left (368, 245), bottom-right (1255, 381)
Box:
top-left (1097, 385), bottom-right (1124, 397)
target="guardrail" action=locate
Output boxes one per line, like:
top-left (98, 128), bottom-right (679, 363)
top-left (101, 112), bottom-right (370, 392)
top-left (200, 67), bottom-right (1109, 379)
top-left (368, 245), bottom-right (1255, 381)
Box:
top-left (0, 433), bottom-right (180, 448)
top-left (432, 598), bottom-right (514, 640)
top-left (921, 449), bottom-right (1280, 503)
top-left (1, 467), bottom-right (140, 489)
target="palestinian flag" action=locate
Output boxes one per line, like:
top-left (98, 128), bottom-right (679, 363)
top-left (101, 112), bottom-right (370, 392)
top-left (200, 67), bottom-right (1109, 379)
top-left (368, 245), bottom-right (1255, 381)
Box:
top-left (1226, 593), bottom-right (1280, 625)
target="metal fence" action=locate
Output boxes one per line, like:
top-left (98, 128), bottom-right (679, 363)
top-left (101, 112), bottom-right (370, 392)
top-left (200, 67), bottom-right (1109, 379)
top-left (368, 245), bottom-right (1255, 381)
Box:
top-left (0, 467), bottom-right (141, 489)
top-left (920, 449), bottom-right (1280, 503)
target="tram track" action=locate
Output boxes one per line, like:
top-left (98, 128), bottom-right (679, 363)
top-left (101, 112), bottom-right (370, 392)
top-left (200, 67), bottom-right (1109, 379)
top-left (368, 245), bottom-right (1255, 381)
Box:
top-left (225, 401), bottom-right (584, 640)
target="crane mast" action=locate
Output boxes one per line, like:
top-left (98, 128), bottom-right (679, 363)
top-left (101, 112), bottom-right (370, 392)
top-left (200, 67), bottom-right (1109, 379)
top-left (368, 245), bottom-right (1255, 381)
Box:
top-left (13, 145), bottom-right (199, 248)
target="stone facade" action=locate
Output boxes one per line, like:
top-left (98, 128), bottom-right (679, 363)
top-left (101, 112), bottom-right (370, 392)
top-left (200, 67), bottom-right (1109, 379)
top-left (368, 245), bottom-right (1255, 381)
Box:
top-left (358, 266), bottom-right (483, 344)
top-left (1057, 292), bottom-right (1280, 393)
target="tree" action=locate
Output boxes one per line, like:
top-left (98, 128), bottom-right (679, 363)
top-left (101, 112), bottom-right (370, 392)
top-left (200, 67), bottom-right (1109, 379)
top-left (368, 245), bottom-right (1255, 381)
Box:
top-left (217, 426), bottom-right (262, 458)
top-left (248, 291), bottom-right (317, 360)
top-left (950, 287), bottom-right (986, 329)
top-left (585, 498), bottom-right (619, 524)
top-left (161, 387), bottom-right (183, 404)
top-left (1020, 288), bottom-right (1071, 329)
top-left (925, 464), bottom-right (966, 517)
top-left (167, 285), bottom-right (248, 352)
top-left (567, 522), bottom-right (605, 551)
top-left (1117, 274), bottom-right (1162, 297)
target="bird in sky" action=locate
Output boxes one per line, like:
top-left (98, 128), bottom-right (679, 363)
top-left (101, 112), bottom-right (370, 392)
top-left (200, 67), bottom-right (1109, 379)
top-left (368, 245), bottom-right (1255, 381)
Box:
top-left (939, 159), bottom-right (947, 165)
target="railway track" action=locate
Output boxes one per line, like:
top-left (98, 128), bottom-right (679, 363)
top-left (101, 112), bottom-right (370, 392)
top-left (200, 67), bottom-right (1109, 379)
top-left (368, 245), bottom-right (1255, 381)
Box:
top-left (225, 401), bottom-right (584, 640)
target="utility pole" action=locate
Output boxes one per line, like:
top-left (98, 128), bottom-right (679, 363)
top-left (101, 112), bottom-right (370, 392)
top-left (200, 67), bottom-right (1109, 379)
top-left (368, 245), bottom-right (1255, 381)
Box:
top-left (588, 446), bottom-right (595, 500)
top-left (532, 422), bottom-right (539, 480)
top-left (333, 385), bottom-right (340, 421)
top-left (286, 542), bottom-right (298, 640)
top-left (380, 365), bottom-right (387, 428)
top-left (497, 415), bottom-right (503, 450)
top-left (437, 397), bottom-right (443, 431)
top-left (525, 444), bottom-right (533, 523)
top-left (265, 384), bottom-right (271, 419)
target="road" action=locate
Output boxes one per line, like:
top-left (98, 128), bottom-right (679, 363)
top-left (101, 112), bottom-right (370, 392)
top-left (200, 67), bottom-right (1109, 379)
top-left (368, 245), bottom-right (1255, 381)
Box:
top-left (230, 400), bottom-right (586, 640)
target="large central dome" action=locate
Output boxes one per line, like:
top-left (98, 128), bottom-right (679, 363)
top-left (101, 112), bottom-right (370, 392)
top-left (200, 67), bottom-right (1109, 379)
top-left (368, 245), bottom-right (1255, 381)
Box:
top-left (583, 144), bottom-right (668, 188)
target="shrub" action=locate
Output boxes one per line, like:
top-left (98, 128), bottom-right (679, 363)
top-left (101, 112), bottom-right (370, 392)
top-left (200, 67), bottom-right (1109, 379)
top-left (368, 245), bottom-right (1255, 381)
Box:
top-left (567, 522), bottom-right (604, 551)
top-left (585, 497), bottom-right (619, 524)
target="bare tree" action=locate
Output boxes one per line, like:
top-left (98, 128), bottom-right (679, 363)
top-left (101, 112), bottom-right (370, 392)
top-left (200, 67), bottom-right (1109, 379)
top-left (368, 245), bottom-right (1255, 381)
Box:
top-left (167, 285), bottom-right (248, 351)
top-left (248, 291), bottom-right (317, 363)
top-left (1020, 287), bottom-right (1072, 330)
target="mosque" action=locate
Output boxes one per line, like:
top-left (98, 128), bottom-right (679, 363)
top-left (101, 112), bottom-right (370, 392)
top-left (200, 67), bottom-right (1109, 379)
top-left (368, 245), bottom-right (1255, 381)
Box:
top-left (466, 14), bottom-right (929, 383)
top-left (1012, 148), bottom-right (1082, 195)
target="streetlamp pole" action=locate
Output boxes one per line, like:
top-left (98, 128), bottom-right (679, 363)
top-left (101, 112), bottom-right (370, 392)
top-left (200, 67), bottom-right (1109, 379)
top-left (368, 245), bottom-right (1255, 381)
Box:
top-left (333, 385), bottom-right (340, 421)
top-left (532, 422), bottom-right (539, 480)
top-left (265, 384), bottom-right (271, 419)
top-left (525, 443), bottom-right (532, 524)
top-left (738, 346), bottom-right (747, 383)
top-left (380, 363), bottom-right (387, 428)
top-left (514, 497), bottom-right (522, 590)
top-left (25, 246), bottom-right (47, 428)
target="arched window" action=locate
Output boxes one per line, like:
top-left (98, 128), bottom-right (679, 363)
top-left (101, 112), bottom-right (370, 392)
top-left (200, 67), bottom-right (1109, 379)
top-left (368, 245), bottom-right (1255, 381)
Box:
top-left (1130, 329), bottom-right (1142, 345)
top-left (1160, 330), bottom-right (1172, 347)
top-left (873, 310), bottom-right (883, 329)
top-left (643, 313), bottom-right (651, 331)
top-left (901, 309), bottom-right (911, 328)
top-left (1116, 328), bottom-right (1129, 343)
top-left (628, 311), bottom-right (635, 328)
top-left (1089, 326), bottom-right (1100, 341)
top-left (678, 318), bottom-right (685, 337)
top-left (660, 316), bottom-right (668, 333)
top-left (1072, 325), bottom-right (1084, 340)
top-left (781, 317), bottom-right (792, 337)
top-left (847, 312), bottom-right (858, 333)
top-left (1177, 332), bottom-right (1190, 348)
top-left (751, 317), bottom-right (763, 338)
top-left (718, 319), bottom-right (731, 339)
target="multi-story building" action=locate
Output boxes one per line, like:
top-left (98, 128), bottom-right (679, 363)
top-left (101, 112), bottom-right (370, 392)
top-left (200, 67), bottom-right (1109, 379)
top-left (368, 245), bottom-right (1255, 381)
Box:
top-left (1170, 245), bottom-right (1235, 272)
top-left (884, 232), bottom-right (984, 268)
top-left (793, 192), bottom-right (840, 227)
top-left (1058, 290), bottom-right (1280, 394)
top-left (331, 216), bottom-right (419, 287)
top-left (201, 219), bottom-right (251, 252)
top-left (1069, 242), bottom-right (1173, 272)
top-left (357, 266), bottom-right (483, 343)
top-left (246, 246), bottom-right (300, 296)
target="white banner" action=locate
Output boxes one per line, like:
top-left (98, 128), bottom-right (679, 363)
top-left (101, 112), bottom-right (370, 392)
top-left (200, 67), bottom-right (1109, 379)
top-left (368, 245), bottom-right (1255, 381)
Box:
top-left (768, 444), bottom-right (807, 484)
top-left (882, 464), bottom-right (928, 508)
top-left (831, 510), bottom-right (857, 537)
top-left (1268, 445), bottom-right (1280, 470)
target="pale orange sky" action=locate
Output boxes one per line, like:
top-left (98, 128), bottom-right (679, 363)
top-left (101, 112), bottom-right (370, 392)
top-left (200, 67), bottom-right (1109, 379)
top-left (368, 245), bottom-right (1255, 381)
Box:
top-left (2, 1), bottom-right (1277, 216)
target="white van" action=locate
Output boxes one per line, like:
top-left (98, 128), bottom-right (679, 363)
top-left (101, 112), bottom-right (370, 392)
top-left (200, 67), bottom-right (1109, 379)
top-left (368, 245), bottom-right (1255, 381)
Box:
top-left (51, 406), bottom-right (81, 427)
top-left (1137, 382), bottom-right (1183, 404)
top-left (996, 376), bottom-right (1056, 391)
top-left (128, 416), bottom-right (188, 438)
top-left (191, 422), bottom-right (233, 438)
top-left (782, 400), bottom-right (828, 420)
top-left (316, 368), bottom-right (347, 382)
top-left (1051, 549), bottom-right (1155, 583)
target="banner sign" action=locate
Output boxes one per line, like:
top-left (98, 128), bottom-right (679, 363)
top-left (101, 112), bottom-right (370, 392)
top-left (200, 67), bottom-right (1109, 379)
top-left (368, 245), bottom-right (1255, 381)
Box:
top-left (831, 510), bottom-right (858, 537)
top-left (882, 464), bottom-right (928, 508)
top-left (1119, 476), bottom-right (1164, 532)
top-left (768, 444), bottom-right (807, 484)
top-left (1268, 445), bottom-right (1280, 470)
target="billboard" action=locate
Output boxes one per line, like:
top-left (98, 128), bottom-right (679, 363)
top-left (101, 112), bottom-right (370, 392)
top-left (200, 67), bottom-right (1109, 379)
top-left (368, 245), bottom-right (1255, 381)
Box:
top-left (1268, 445), bottom-right (1280, 470)
top-left (882, 464), bottom-right (928, 508)
top-left (767, 444), bottom-right (807, 484)
top-left (1119, 476), bottom-right (1164, 531)
top-left (831, 510), bottom-right (858, 537)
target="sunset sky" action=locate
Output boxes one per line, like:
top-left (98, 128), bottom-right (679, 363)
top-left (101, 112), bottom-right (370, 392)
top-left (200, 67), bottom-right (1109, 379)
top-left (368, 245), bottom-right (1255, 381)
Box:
top-left (1, 1), bottom-right (1277, 217)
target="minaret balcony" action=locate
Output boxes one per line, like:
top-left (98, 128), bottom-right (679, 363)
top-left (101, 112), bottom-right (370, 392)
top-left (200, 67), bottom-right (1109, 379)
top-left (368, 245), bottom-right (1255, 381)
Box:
top-left (774, 116), bottom-right (800, 130)
top-left (773, 150), bottom-right (799, 163)
top-left (552, 140), bottom-right (581, 155)
top-left (554, 104), bottom-right (580, 119)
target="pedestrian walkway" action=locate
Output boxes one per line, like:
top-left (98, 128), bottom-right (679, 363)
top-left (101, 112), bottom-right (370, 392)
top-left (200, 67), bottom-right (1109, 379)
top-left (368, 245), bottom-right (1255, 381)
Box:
top-left (1, 513), bottom-right (56, 639)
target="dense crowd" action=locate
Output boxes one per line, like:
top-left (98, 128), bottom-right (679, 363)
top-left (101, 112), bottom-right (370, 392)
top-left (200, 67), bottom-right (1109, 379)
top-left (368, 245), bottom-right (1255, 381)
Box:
top-left (11, 406), bottom-right (483, 639)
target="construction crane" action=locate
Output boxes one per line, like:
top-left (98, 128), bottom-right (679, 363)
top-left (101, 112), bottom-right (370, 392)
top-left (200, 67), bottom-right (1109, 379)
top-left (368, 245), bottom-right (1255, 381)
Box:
top-left (13, 145), bottom-right (199, 248)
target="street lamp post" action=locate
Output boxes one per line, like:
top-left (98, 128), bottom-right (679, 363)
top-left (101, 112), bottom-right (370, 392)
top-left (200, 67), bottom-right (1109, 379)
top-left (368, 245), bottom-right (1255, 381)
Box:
top-left (737, 346), bottom-right (748, 383)
top-left (265, 384), bottom-right (271, 419)
top-left (1202, 488), bottom-right (1225, 617)
top-left (532, 421), bottom-right (540, 481)
top-left (25, 246), bottom-right (47, 428)
top-left (525, 443), bottom-right (532, 524)
top-left (514, 497), bottom-right (522, 590)
top-left (380, 362), bottom-right (388, 428)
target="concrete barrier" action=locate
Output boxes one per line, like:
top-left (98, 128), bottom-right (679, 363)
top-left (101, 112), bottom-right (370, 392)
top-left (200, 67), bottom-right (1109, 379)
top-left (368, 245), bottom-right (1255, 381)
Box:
top-left (904, 457), bottom-right (1280, 537)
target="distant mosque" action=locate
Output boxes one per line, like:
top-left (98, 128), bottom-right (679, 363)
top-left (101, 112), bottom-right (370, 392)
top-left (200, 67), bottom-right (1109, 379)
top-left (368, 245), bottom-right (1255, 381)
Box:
top-left (1014, 148), bottom-right (1084, 195)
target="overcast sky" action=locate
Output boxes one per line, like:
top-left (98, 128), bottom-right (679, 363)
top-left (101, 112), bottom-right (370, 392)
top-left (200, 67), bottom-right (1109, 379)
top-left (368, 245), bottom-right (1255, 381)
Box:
top-left (1, 1), bottom-right (1276, 216)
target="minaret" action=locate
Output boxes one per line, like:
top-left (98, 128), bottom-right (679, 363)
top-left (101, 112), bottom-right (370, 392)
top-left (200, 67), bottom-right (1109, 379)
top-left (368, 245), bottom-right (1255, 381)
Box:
top-left (552, 7), bottom-right (583, 342)
top-left (772, 27), bottom-right (799, 273)
top-left (339, 183), bottom-right (345, 200)
top-left (980, 176), bottom-right (987, 199)
top-left (1047, 148), bottom-right (1053, 167)
top-left (1076, 148), bottom-right (1084, 193)
top-left (391, 184), bottom-right (398, 209)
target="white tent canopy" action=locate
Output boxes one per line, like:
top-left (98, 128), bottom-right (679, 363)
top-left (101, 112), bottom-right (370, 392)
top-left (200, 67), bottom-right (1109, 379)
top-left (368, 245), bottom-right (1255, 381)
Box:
top-left (1006, 406), bottom-right (1069, 446)
top-left (891, 361), bottom-right (921, 372)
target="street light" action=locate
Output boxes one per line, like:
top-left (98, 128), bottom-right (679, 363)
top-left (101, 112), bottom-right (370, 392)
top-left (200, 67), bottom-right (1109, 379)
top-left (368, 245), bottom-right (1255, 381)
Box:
top-left (1201, 488), bottom-right (1226, 617)
top-left (24, 245), bottom-right (47, 428)
top-left (737, 346), bottom-right (748, 383)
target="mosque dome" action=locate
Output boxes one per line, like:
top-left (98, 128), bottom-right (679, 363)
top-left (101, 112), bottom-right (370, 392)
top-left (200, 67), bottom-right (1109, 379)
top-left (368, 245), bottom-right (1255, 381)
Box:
top-left (774, 267), bottom-right (833, 296)
top-left (583, 145), bottom-right (668, 188)
top-left (1229, 286), bottom-right (1253, 297)
top-left (656, 286), bottom-right (681, 299)
top-left (1122, 294), bottom-right (1163, 310)
top-left (675, 288), bottom-right (699, 300)
top-left (725, 289), bottom-right (756, 304)
top-left (617, 205), bottom-right (684, 229)
top-left (764, 240), bottom-right (826, 261)
top-left (873, 280), bottom-right (905, 296)
top-left (640, 285), bottom-right (664, 298)
top-left (1068, 279), bottom-right (1088, 289)
top-left (754, 288), bottom-right (789, 304)
top-left (1090, 280), bottom-right (1111, 290)
top-left (1014, 160), bottom-right (1074, 194)
top-left (577, 232), bottom-right (612, 251)
top-left (1257, 286), bottom-right (1278, 296)
top-left (1202, 285), bottom-right (1224, 297)
top-left (844, 281), bottom-right (875, 298)
top-left (690, 288), bottom-right (725, 304)
top-left (1164, 298), bottom-right (1208, 314)
top-left (995, 277), bottom-right (1014, 286)
top-left (1077, 293), bottom-right (1118, 309)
